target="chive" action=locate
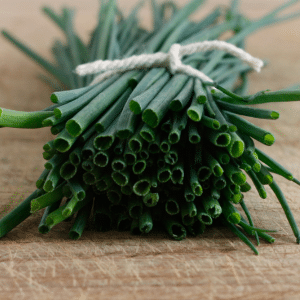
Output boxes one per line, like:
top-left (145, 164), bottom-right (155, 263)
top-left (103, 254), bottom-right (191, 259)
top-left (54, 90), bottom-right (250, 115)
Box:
top-left (0, 108), bottom-right (53, 129)
top-left (93, 118), bottom-right (118, 150)
top-left (51, 121), bottom-right (66, 135)
top-left (269, 180), bottom-right (300, 244)
top-left (139, 209), bottom-right (153, 233)
top-left (63, 184), bottom-right (73, 198)
top-left (168, 112), bottom-right (188, 144)
top-left (42, 150), bottom-right (55, 161)
top-left (157, 165), bottom-right (172, 183)
top-left (54, 76), bottom-right (117, 119)
top-left (43, 163), bottom-right (62, 192)
top-left (44, 153), bottom-right (67, 170)
top-left (46, 191), bottom-right (92, 227)
top-left (60, 160), bottom-right (77, 180)
top-left (209, 146), bottom-right (230, 165)
top-left (211, 188), bottom-right (221, 200)
top-left (43, 140), bottom-right (55, 152)
top-left (212, 175), bottom-right (227, 190)
top-left (204, 129), bottom-right (231, 147)
top-left (132, 159), bottom-right (147, 174)
top-left (93, 150), bottom-right (109, 167)
top-left (157, 157), bottom-right (166, 169)
top-left (95, 87), bottom-right (132, 133)
top-left (81, 158), bottom-right (95, 172)
top-left (116, 69), bottom-right (164, 139)
top-left (222, 217), bottom-right (258, 255)
top-left (187, 95), bottom-right (204, 122)
top-left (96, 174), bottom-right (114, 192)
top-left (240, 200), bottom-right (260, 245)
top-left (68, 176), bottom-right (86, 201)
top-left (0, 189), bottom-right (45, 238)
top-left (139, 144), bottom-right (150, 160)
top-left (38, 199), bottom-right (62, 234)
top-left (169, 78), bottom-right (194, 111)
top-left (255, 148), bottom-right (293, 180)
top-left (129, 125), bottom-right (144, 153)
top-left (197, 165), bottom-right (212, 182)
top-left (165, 198), bottom-right (180, 215)
top-left (187, 220), bottom-right (206, 236)
top-left (200, 115), bottom-right (220, 130)
top-left (161, 113), bottom-right (173, 133)
top-left (160, 138), bottom-right (171, 153)
top-left (148, 134), bottom-right (161, 154)
top-left (164, 148), bottom-right (178, 165)
top-left (256, 164), bottom-right (273, 185)
top-left (217, 100), bottom-right (280, 119)
top-left (189, 163), bottom-right (203, 196)
top-left (36, 169), bottom-right (50, 189)
top-left (196, 205), bottom-right (213, 225)
top-left (188, 121), bottom-right (201, 143)
top-left (204, 150), bottom-right (224, 177)
top-left (121, 183), bottom-right (133, 196)
top-left (54, 128), bottom-right (79, 152)
top-left (69, 202), bottom-right (92, 240)
top-left (202, 195), bottom-right (222, 218)
top-left (62, 194), bottom-right (80, 218)
top-left (240, 181), bottom-right (252, 193)
top-left (80, 123), bottom-right (98, 145)
top-left (227, 122), bottom-right (237, 132)
top-left (50, 86), bottom-right (93, 104)
top-left (236, 158), bottom-right (252, 172)
top-left (143, 193), bottom-right (159, 207)
top-left (171, 160), bottom-right (184, 185)
top-left (241, 152), bottom-right (261, 172)
top-left (226, 131), bottom-right (245, 158)
top-left (123, 143), bottom-right (137, 165)
top-left (66, 73), bottom-right (136, 137)
top-left (133, 175), bottom-right (151, 196)
top-left (184, 185), bottom-right (195, 202)
top-left (203, 98), bottom-right (216, 118)
top-left (224, 111), bottom-right (275, 146)
top-left (181, 201), bottom-right (197, 226)
top-left (128, 197), bottom-right (143, 219)
top-left (247, 169), bottom-right (267, 199)
top-left (111, 169), bottom-right (130, 187)
top-left (142, 74), bottom-right (189, 128)
top-left (130, 72), bottom-right (170, 114)
top-left (114, 139), bottom-right (126, 155)
top-left (221, 200), bottom-right (241, 224)
top-left (30, 182), bottom-right (66, 213)
top-left (140, 123), bottom-right (157, 142)
top-left (111, 156), bottom-right (127, 172)
top-left (163, 217), bottom-right (187, 241)
top-left (223, 163), bottom-right (246, 185)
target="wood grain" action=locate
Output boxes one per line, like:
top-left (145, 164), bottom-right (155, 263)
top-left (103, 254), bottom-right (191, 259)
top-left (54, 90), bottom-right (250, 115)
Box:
top-left (1, 1), bottom-right (300, 299)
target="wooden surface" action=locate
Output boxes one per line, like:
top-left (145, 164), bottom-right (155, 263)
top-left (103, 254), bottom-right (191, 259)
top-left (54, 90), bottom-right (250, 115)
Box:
top-left (1, 1), bottom-right (300, 299)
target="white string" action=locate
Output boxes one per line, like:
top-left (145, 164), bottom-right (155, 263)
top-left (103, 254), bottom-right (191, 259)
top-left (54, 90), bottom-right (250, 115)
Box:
top-left (75, 41), bottom-right (264, 86)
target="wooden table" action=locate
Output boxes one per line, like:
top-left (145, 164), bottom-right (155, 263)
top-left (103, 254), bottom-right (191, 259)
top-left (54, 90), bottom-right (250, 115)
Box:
top-left (1, 1), bottom-right (300, 299)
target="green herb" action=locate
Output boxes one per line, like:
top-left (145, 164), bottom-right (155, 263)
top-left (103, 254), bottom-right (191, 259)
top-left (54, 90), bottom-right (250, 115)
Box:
top-left (1, 0), bottom-right (300, 254)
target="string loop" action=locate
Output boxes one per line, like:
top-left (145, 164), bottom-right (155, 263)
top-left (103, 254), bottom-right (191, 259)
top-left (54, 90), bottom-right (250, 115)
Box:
top-left (75, 41), bottom-right (264, 85)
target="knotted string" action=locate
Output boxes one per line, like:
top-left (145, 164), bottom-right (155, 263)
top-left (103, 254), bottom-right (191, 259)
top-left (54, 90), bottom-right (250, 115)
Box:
top-left (75, 41), bottom-right (264, 86)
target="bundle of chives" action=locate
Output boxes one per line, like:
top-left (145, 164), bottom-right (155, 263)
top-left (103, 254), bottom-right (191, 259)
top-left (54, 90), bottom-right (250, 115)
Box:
top-left (1, 0), bottom-right (300, 255)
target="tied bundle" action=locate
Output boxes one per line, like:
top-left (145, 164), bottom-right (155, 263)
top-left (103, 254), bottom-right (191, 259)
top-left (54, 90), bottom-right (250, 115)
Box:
top-left (1, 0), bottom-right (300, 255)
